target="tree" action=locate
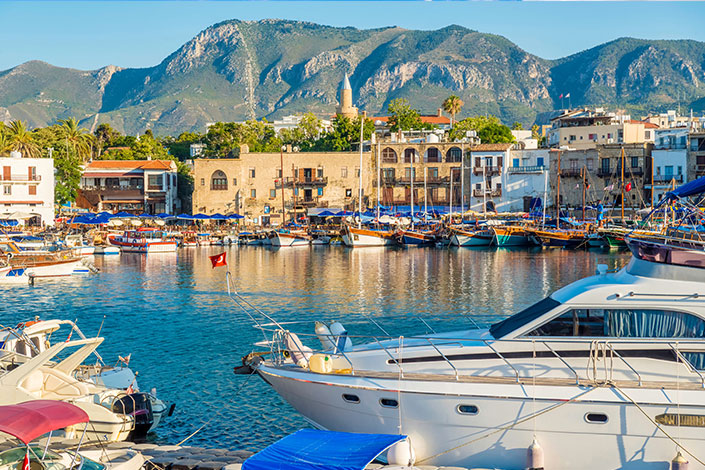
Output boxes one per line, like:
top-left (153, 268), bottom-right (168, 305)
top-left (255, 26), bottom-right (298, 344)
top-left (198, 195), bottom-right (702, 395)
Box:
top-left (387, 98), bottom-right (425, 132)
top-left (449, 115), bottom-right (515, 144)
top-left (314, 116), bottom-right (374, 152)
top-left (512, 122), bottom-right (523, 130)
top-left (94, 123), bottom-right (119, 155)
top-left (58, 118), bottom-right (94, 162)
top-left (478, 122), bottom-right (516, 144)
top-left (5, 120), bottom-right (40, 158)
top-left (442, 95), bottom-right (464, 126)
top-left (0, 131), bottom-right (9, 157)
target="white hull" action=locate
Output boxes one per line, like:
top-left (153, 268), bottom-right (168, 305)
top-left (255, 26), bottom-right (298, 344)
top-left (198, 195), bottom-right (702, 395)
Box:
top-left (342, 231), bottom-right (395, 247)
top-left (95, 246), bottom-right (120, 255)
top-left (450, 233), bottom-right (492, 246)
top-left (272, 232), bottom-right (310, 247)
top-left (72, 246), bottom-right (96, 256)
top-left (25, 259), bottom-right (83, 277)
top-left (118, 242), bottom-right (177, 253)
top-left (0, 266), bottom-right (30, 283)
top-left (261, 367), bottom-right (705, 470)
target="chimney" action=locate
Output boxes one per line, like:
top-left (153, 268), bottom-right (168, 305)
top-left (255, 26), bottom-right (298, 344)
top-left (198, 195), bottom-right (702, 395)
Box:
top-left (437, 108), bottom-right (443, 117)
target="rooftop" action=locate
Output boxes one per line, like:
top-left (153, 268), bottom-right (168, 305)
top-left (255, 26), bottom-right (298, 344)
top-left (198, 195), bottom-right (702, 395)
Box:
top-left (86, 160), bottom-right (176, 171)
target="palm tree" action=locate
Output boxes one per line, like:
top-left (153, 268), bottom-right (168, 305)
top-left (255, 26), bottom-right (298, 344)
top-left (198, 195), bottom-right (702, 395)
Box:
top-left (442, 95), bottom-right (464, 127)
top-left (5, 120), bottom-right (40, 158)
top-left (0, 130), bottom-right (9, 157)
top-left (59, 117), bottom-right (94, 162)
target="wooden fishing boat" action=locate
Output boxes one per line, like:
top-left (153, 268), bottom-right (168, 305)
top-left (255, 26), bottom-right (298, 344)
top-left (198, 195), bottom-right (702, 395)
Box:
top-left (449, 227), bottom-right (493, 247)
top-left (525, 228), bottom-right (588, 248)
top-left (271, 230), bottom-right (311, 247)
top-left (395, 228), bottom-right (437, 247)
top-left (491, 225), bottom-right (531, 247)
top-left (342, 226), bottom-right (395, 247)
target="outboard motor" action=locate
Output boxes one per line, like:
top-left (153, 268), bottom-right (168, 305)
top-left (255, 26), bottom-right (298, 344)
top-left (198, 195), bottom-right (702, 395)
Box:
top-left (112, 392), bottom-right (154, 440)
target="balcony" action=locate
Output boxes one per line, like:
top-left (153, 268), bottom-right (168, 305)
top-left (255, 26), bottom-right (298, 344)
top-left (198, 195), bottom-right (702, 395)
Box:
top-left (508, 166), bottom-right (546, 174)
top-left (653, 174), bottom-right (683, 184)
top-left (560, 168), bottom-right (583, 178)
top-left (80, 186), bottom-right (144, 199)
top-left (275, 176), bottom-right (328, 188)
top-left (473, 166), bottom-right (501, 176)
top-left (473, 189), bottom-right (502, 198)
top-left (285, 199), bottom-right (328, 209)
top-left (597, 168), bottom-right (612, 177)
top-left (0, 175), bottom-right (42, 183)
top-left (393, 176), bottom-right (450, 186)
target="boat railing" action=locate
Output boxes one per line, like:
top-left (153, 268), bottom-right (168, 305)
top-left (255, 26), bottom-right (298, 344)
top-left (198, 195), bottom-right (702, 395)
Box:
top-left (256, 324), bottom-right (705, 388)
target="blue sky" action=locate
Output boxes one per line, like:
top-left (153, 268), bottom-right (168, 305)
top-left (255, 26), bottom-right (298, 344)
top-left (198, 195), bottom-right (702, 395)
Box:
top-left (1, 1), bottom-right (704, 71)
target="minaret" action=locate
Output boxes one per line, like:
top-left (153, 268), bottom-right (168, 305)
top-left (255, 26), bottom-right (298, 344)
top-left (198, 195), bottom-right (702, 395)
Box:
top-left (336, 73), bottom-right (358, 119)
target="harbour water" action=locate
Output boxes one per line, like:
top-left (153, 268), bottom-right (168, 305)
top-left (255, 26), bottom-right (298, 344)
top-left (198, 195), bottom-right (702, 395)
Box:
top-left (0, 246), bottom-right (630, 451)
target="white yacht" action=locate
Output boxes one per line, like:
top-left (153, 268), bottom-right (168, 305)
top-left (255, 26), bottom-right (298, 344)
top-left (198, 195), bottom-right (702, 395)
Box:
top-left (245, 248), bottom-right (705, 469)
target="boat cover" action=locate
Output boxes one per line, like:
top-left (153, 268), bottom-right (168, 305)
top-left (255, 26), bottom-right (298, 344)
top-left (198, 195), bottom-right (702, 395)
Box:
top-left (661, 175), bottom-right (705, 205)
top-left (0, 400), bottom-right (89, 444)
top-left (243, 429), bottom-right (407, 470)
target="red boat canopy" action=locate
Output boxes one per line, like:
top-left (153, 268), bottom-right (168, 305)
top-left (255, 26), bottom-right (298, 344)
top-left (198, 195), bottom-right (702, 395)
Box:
top-left (0, 401), bottom-right (89, 444)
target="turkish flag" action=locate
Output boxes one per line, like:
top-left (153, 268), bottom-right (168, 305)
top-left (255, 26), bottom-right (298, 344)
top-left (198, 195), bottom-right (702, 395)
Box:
top-left (625, 182), bottom-right (632, 192)
top-left (22, 449), bottom-right (29, 470)
top-left (209, 252), bottom-right (227, 268)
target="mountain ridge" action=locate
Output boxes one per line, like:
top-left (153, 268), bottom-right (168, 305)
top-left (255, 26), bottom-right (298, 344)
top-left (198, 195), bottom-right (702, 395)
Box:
top-left (1, 19), bottom-right (704, 135)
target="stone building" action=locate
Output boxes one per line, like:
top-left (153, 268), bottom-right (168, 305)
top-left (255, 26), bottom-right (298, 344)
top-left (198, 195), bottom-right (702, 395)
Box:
top-left (688, 131), bottom-right (705, 183)
top-left (596, 143), bottom-right (652, 209)
top-left (548, 148), bottom-right (600, 208)
top-left (336, 73), bottom-right (358, 119)
top-left (192, 148), bottom-right (372, 225)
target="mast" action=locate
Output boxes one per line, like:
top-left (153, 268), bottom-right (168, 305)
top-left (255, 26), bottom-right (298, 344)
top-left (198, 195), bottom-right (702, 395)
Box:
top-left (376, 142), bottom-right (381, 223)
top-left (482, 164), bottom-right (487, 219)
top-left (358, 117), bottom-right (364, 229)
top-left (460, 142), bottom-right (465, 223)
top-left (542, 168), bottom-right (548, 227)
top-left (650, 153), bottom-right (655, 210)
top-left (424, 167), bottom-right (428, 221)
top-left (292, 163), bottom-right (297, 225)
top-left (280, 147), bottom-right (286, 226)
top-left (581, 166), bottom-right (586, 222)
top-left (449, 168), bottom-right (453, 224)
top-left (620, 147), bottom-right (625, 222)
top-left (410, 152), bottom-right (414, 230)
top-left (556, 149), bottom-right (561, 230)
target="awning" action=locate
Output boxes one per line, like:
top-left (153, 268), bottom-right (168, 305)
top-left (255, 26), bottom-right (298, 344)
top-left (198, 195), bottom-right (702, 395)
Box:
top-left (0, 400), bottom-right (89, 444)
top-left (243, 429), bottom-right (407, 470)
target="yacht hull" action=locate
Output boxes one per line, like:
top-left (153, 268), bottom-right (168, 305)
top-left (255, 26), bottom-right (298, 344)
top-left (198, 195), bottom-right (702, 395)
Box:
top-left (271, 232), bottom-right (311, 247)
top-left (342, 228), bottom-right (395, 247)
top-left (259, 366), bottom-right (705, 470)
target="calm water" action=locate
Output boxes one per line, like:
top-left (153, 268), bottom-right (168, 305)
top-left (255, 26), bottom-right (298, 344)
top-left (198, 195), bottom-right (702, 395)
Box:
top-left (1, 246), bottom-right (630, 451)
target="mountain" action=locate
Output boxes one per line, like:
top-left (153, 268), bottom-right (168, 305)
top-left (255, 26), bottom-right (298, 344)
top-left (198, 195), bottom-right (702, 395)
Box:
top-left (1, 19), bottom-right (704, 135)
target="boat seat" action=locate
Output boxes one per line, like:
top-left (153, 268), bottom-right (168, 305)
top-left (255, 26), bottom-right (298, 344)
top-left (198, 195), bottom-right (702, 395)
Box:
top-left (40, 368), bottom-right (90, 399)
top-left (20, 370), bottom-right (45, 398)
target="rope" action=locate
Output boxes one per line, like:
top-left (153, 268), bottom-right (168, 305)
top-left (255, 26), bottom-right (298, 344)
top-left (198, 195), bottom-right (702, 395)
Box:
top-left (416, 385), bottom-right (600, 464)
top-left (611, 383), bottom-right (705, 466)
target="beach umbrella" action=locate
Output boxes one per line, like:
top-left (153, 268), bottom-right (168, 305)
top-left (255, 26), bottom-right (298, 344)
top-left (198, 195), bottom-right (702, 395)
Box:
top-left (157, 213), bottom-right (174, 219)
top-left (210, 213), bottom-right (228, 220)
top-left (226, 213), bottom-right (244, 219)
top-left (176, 213), bottom-right (195, 220)
top-left (317, 210), bottom-right (335, 217)
top-left (112, 211), bottom-right (133, 218)
top-left (192, 213), bottom-right (211, 220)
top-left (138, 213), bottom-right (153, 218)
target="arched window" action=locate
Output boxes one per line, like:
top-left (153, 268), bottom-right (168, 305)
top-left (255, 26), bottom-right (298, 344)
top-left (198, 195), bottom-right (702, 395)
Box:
top-left (425, 147), bottom-right (441, 163)
top-left (446, 147), bottom-right (463, 163)
top-left (381, 147), bottom-right (397, 163)
top-left (403, 148), bottom-right (418, 164)
top-left (211, 170), bottom-right (228, 190)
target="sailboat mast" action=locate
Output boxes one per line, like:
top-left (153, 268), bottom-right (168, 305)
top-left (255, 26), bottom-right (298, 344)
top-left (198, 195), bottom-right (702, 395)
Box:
top-left (410, 149), bottom-right (414, 230)
top-left (581, 166), bottom-right (586, 222)
top-left (424, 167), bottom-right (428, 220)
top-left (280, 147), bottom-right (286, 225)
top-left (460, 142), bottom-right (465, 223)
top-left (358, 117), bottom-right (364, 229)
top-left (376, 142), bottom-right (381, 223)
top-left (482, 164), bottom-right (487, 219)
top-left (449, 169), bottom-right (453, 223)
top-left (620, 147), bottom-right (625, 222)
top-left (556, 150), bottom-right (561, 230)
top-left (542, 168), bottom-right (548, 227)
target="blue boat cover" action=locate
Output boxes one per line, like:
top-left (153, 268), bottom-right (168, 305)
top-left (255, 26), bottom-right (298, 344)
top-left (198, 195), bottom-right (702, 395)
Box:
top-left (662, 175), bottom-right (705, 205)
top-left (243, 429), bottom-right (406, 470)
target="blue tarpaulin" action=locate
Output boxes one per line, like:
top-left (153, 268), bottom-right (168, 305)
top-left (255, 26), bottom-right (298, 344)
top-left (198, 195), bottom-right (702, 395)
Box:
top-left (243, 429), bottom-right (407, 470)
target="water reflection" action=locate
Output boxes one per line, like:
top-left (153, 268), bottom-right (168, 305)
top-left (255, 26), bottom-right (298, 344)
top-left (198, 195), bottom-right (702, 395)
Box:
top-left (0, 246), bottom-right (631, 450)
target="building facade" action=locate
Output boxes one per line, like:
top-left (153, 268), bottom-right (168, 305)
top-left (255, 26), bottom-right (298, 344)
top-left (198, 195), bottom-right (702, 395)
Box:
top-left (688, 131), bottom-right (705, 183)
top-left (651, 128), bottom-right (688, 202)
top-left (78, 160), bottom-right (179, 214)
top-left (597, 143), bottom-right (652, 210)
top-left (548, 148), bottom-right (599, 209)
top-left (0, 152), bottom-right (55, 226)
top-left (192, 150), bottom-right (371, 225)
top-left (548, 109), bottom-right (648, 150)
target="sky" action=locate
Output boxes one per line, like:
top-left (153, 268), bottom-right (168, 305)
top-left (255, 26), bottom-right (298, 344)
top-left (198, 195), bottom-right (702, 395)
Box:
top-left (1, 1), bottom-right (705, 71)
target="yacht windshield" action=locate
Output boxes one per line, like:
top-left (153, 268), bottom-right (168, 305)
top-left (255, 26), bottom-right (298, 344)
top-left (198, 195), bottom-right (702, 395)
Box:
top-left (489, 297), bottom-right (561, 339)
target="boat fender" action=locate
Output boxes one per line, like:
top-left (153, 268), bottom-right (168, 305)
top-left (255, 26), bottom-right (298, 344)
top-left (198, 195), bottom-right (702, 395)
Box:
top-left (387, 438), bottom-right (415, 466)
top-left (671, 452), bottom-right (688, 470)
top-left (284, 332), bottom-right (311, 368)
top-left (329, 322), bottom-right (353, 353)
top-left (308, 354), bottom-right (332, 374)
top-left (314, 322), bottom-right (335, 351)
top-left (526, 437), bottom-right (544, 470)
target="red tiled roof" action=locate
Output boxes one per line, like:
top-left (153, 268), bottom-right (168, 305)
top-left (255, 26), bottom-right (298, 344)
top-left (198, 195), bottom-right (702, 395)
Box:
top-left (86, 160), bottom-right (175, 170)
top-left (369, 115), bottom-right (451, 125)
top-left (627, 120), bottom-right (659, 129)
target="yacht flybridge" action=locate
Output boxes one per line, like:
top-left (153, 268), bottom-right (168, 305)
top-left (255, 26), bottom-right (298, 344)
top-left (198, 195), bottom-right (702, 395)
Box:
top-left (238, 252), bottom-right (705, 469)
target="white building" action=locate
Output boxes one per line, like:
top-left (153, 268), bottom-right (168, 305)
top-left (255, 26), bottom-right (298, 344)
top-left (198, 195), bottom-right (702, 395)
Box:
top-left (651, 128), bottom-right (688, 202)
top-left (189, 143), bottom-right (206, 158)
top-left (0, 151), bottom-right (55, 226)
top-left (511, 130), bottom-right (538, 150)
top-left (468, 144), bottom-right (547, 213)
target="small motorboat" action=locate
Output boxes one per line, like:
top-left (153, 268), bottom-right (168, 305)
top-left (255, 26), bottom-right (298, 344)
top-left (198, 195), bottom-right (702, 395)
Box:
top-left (107, 229), bottom-right (178, 253)
top-left (342, 226), bottom-right (395, 247)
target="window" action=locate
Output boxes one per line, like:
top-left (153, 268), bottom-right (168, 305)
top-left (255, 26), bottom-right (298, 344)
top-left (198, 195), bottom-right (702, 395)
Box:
top-left (342, 394), bottom-right (360, 404)
top-left (270, 189), bottom-right (276, 198)
top-left (233, 178), bottom-right (237, 186)
top-left (317, 187), bottom-right (324, 196)
top-left (426, 147), bottom-right (441, 163)
top-left (475, 183), bottom-right (481, 191)
top-left (3, 185), bottom-right (10, 195)
top-left (601, 159), bottom-right (610, 174)
top-left (528, 308), bottom-right (705, 338)
top-left (428, 167), bottom-right (439, 179)
top-left (28, 185), bottom-right (36, 196)
top-left (355, 167), bottom-right (360, 178)
top-left (210, 170), bottom-right (228, 190)
top-left (29, 166), bottom-right (37, 181)
top-left (587, 158), bottom-right (594, 171)
top-left (446, 147), bottom-right (462, 163)
top-left (381, 147), bottom-right (397, 163)
top-left (678, 166), bottom-right (683, 175)
top-left (537, 157), bottom-right (544, 167)
top-left (512, 158), bottom-right (520, 167)
top-left (294, 188), bottom-right (299, 196)
top-left (345, 188), bottom-right (352, 198)
top-left (276, 169), bottom-right (282, 178)
top-left (382, 168), bottom-right (395, 181)
top-left (585, 413), bottom-right (608, 424)
top-left (405, 167), bottom-right (416, 180)
top-left (569, 135), bottom-right (576, 141)
top-left (249, 168), bottom-right (256, 178)
top-left (380, 398), bottom-right (398, 408)
top-left (496, 183), bottom-right (502, 190)
top-left (631, 157), bottom-right (639, 168)
top-left (341, 167), bottom-right (348, 178)
top-left (250, 189), bottom-right (256, 198)
top-left (588, 133), bottom-right (597, 141)
top-left (489, 297), bottom-right (561, 339)
top-left (148, 174), bottom-right (162, 190)
top-left (317, 168), bottom-right (324, 178)
top-left (201, 178), bottom-right (205, 186)
top-left (579, 136), bottom-right (583, 140)
top-left (645, 131), bottom-right (651, 140)
top-left (475, 157), bottom-right (481, 167)
top-left (457, 405), bottom-right (479, 415)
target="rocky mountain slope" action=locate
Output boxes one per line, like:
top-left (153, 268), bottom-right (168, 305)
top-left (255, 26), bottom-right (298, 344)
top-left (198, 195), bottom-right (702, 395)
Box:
top-left (1, 19), bottom-right (704, 135)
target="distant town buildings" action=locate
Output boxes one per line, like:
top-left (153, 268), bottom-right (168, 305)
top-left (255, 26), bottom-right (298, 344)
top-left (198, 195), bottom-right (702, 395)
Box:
top-left (547, 108), bottom-right (655, 150)
top-left (0, 151), bottom-right (54, 226)
top-left (77, 160), bottom-right (179, 214)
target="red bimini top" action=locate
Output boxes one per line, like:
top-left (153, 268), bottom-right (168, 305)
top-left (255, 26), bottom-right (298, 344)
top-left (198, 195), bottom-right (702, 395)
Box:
top-left (0, 400), bottom-right (89, 444)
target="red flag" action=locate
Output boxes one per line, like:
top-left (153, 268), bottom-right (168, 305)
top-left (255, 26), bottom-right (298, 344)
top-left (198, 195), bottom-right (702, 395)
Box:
top-left (625, 182), bottom-right (632, 192)
top-left (209, 252), bottom-right (227, 268)
top-left (559, 93), bottom-right (563, 99)
top-left (22, 449), bottom-right (29, 470)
